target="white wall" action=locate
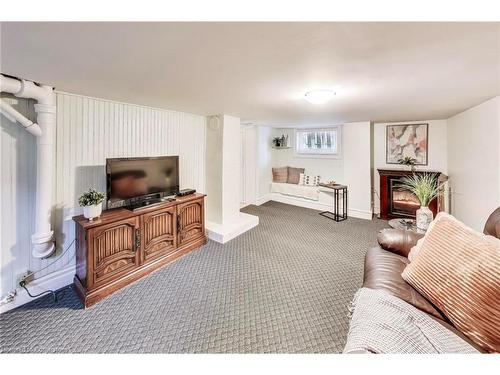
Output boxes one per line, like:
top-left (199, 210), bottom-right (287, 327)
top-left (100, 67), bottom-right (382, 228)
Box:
top-left (372, 120), bottom-right (448, 214)
top-left (205, 116), bottom-right (223, 224)
top-left (241, 125), bottom-right (258, 206)
top-left (1, 92), bottom-right (207, 311)
top-left (343, 122), bottom-right (372, 217)
top-left (447, 96), bottom-right (500, 231)
top-left (1, 95), bottom-right (37, 306)
top-left (256, 126), bottom-right (272, 203)
top-left (221, 115), bottom-right (242, 223)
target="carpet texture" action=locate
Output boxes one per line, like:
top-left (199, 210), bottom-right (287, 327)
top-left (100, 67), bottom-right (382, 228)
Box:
top-left (0, 202), bottom-right (387, 353)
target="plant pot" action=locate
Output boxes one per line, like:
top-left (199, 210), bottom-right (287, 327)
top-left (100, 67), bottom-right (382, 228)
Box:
top-left (416, 205), bottom-right (433, 231)
top-left (83, 203), bottom-right (102, 221)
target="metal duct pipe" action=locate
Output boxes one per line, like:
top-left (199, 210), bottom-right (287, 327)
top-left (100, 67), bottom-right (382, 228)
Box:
top-left (0, 74), bottom-right (56, 258)
top-left (0, 99), bottom-right (43, 137)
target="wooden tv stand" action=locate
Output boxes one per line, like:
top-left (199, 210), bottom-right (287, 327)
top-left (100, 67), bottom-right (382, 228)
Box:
top-left (73, 193), bottom-right (206, 307)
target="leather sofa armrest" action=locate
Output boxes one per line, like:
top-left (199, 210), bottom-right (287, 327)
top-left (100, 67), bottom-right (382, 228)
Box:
top-left (377, 228), bottom-right (424, 258)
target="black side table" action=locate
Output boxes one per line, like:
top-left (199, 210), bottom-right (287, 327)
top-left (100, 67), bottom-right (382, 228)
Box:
top-left (318, 184), bottom-right (348, 222)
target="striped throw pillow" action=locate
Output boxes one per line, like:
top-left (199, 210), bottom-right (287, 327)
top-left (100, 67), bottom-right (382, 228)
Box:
top-left (272, 167), bottom-right (288, 183)
top-left (402, 212), bottom-right (500, 353)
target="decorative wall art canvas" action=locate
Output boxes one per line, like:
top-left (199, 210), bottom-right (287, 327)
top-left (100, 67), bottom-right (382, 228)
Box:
top-left (386, 123), bottom-right (428, 165)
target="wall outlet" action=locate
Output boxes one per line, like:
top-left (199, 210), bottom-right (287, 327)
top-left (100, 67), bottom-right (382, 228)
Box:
top-left (0, 291), bottom-right (17, 305)
top-left (15, 270), bottom-right (34, 287)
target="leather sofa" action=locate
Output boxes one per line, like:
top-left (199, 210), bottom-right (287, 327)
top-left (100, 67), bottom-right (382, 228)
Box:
top-left (361, 207), bottom-right (500, 352)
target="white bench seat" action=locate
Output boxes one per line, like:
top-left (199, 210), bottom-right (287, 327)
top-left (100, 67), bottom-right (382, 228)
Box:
top-left (270, 182), bottom-right (320, 201)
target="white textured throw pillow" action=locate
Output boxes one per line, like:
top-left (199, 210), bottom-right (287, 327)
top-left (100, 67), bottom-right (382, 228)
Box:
top-left (298, 173), bottom-right (305, 185)
top-left (299, 173), bottom-right (320, 186)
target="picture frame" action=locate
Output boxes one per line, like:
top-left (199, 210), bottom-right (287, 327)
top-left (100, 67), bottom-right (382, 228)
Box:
top-left (386, 123), bottom-right (428, 165)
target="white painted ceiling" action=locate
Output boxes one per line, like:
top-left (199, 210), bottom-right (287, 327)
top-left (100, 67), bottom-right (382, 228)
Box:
top-left (1, 22), bottom-right (499, 126)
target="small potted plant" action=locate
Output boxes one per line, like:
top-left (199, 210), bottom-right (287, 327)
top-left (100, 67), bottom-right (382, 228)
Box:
top-left (78, 188), bottom-right (105, 221)
top-left (398, 156), bottom-right (417, 172)
top-left (398, 173), bottom-right (444, 230)
top-left (272, 137), bottom-right (282, 148)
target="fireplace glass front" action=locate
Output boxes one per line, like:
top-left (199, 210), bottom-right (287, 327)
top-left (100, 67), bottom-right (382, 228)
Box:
top-left (389, 178), bottom-right (420, 217)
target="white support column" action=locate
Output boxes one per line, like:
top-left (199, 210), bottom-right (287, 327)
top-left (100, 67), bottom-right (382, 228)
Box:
top-left (205, 115), bottom-right (259, 243)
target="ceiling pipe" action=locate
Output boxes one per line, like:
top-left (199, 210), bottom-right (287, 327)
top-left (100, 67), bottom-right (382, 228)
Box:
top-left (0, 74), bottom-right (56, 258)
top-left (0, 99), bottom-right (43, 137)
top-left (0, 75), bottom-right (22, 93)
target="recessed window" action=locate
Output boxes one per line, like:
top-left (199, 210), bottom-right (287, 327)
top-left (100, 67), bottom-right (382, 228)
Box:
top-left (295, 127), bottom-right (341, 156)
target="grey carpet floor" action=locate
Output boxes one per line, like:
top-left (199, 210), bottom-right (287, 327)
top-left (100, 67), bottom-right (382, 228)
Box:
top-left (0, 201), bottom-right (387, 353)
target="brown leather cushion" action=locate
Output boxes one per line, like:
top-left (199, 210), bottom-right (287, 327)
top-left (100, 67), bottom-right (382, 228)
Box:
top-left (483, 206), bottom-right (500, 239)
top-left (287, 167), bottom-right (305, 184)
top-left (363, 246), bottom-right (444, 320)
top-left (377, 228), bottom-right (424, 258)
top-left (272, 167), bottom-right (288, 183)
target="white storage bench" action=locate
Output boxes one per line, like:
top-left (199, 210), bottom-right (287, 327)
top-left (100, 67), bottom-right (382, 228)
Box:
top-left (270, 182), bottom-right (320, 201)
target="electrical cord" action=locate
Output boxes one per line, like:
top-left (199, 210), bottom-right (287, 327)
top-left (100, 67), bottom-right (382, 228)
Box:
top-left (20, 280), bottom-right (57, 303)
top-left (19, 238), bottom-right (76, 303)
top-left (23, 238), bottom-right (76, 280)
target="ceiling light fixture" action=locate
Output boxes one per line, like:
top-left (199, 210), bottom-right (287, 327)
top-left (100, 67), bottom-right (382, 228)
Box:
top-left (304, 89), bottom-right (336, 105)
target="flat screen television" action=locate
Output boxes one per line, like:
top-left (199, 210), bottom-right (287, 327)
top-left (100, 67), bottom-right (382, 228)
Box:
top-left (106, 156), bottom-right (179, 209)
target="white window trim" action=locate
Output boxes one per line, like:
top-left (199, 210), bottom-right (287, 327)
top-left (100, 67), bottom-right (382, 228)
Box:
top-left (293, 126), bottom-right (342, 159)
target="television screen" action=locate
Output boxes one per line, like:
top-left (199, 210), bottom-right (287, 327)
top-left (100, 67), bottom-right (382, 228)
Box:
top-left (106, 156), bottom-right (179, 208)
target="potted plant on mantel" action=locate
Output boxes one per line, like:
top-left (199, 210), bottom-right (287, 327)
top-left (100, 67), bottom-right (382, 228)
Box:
top-left (398, 156), bottom-right (417, 172)
top-left (397, 173), bottom-right (444, 230)
top-left (78, 188), bottom-right (105, 221)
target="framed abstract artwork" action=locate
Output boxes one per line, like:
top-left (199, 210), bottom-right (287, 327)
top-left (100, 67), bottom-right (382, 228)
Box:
top-left (386, 123), bottom-right (428, 165)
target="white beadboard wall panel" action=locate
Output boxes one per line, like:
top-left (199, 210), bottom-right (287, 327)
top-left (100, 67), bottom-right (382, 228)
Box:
top-left (1, 91), bottom-right (207, 301)
top-left (1, 94), bottom-right (37, 296)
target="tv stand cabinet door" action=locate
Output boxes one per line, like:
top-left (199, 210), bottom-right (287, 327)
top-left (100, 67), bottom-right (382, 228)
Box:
top-left (177, 198), bottom-right (205, 248)
top-left (141, 207), bottom-right (177, 263)
top-left (88, 217), bottom-right (140, 289)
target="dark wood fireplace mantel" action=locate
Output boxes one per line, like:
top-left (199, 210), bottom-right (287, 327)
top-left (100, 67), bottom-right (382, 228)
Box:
top-left (378, 168), bottom-right (446, 220)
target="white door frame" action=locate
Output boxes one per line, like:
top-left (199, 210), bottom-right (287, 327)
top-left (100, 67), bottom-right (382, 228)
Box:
top-left (240, 124), bottom-right (257, 207)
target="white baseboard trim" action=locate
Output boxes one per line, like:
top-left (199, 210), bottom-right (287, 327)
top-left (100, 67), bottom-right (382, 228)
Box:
top-left (256, 195), bottom-right (271, 206)
top-left (256, 193), bottom-right (373, 220)
top-left (0, 264), bottom-right (75, 314)
top-left (267, 193), bottom-right (329, 210)
top-left (347, 208), bottom-right (374, 220)
top-left (206, 212), bottom-right (259, 244)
